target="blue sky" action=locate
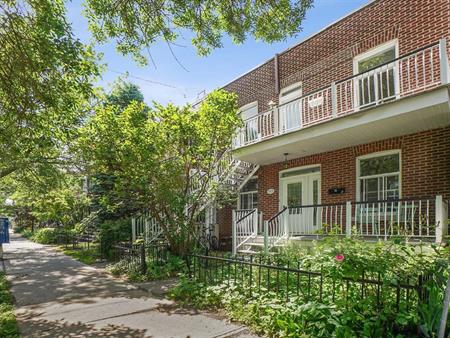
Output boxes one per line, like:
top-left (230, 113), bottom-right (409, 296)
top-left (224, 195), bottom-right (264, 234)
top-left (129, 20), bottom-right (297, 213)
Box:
top-left (66, 0), bottom-right (369, 106)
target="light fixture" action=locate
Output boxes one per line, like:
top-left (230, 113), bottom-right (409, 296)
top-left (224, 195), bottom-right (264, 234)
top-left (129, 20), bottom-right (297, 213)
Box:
top-left (283, 152), bottom-right (289, 169)
top-left (268, 100), bottom-right (276, 108)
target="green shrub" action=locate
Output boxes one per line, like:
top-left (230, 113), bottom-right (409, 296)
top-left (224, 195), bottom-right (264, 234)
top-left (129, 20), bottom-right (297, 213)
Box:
top-left (107, 252), bottom-right (186, 282)
top-left (99, 218), bottom-right (131, 258)
top-left (0, 273), bottom-right (20, 338)
top-left (32, 227), bottom-right (75, 244)
top-left (169, 238), bottom-right (450, 337)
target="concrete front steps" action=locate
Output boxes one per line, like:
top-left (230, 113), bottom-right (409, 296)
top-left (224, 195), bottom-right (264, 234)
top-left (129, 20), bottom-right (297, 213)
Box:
top-left (237, 235), bottom-right (318, 254)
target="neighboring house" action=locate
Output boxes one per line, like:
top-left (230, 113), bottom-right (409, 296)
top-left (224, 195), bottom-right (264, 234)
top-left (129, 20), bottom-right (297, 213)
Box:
top-left (216, 0), bottom-right (450, 253)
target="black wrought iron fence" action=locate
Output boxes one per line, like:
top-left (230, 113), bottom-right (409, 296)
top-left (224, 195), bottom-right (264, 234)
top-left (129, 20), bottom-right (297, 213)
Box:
top-left (187, 253), bottom-right (430, 313)
top-left (111, 243), bottom-right (171, 274)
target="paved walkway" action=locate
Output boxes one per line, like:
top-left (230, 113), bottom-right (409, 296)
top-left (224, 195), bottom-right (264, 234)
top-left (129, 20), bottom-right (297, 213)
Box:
top-left (3, 233), bottom-right (256, 338)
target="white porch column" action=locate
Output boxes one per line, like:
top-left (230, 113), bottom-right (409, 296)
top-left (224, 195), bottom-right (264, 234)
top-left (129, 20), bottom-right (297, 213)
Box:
top-left (232, 210), bottom-right (236, 256)
top-left (435, 195), bottom-right (448, 244)
top-left (131, 218), bottom-right (136, 242)
top-left (439, 38), bottom-right (449, 85)
top-left (345, 201), bottom-right (352, 237)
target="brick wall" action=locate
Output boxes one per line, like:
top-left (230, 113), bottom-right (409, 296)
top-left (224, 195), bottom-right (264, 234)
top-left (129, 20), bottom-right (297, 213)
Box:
top-left (257, 126), bottom-right (450, 220)
top-left (223, 0), bottom-right (450, 112)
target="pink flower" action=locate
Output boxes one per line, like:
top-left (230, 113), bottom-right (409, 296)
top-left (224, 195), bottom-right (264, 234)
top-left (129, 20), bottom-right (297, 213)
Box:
top-left (335, 254), bottom-right (345, 262)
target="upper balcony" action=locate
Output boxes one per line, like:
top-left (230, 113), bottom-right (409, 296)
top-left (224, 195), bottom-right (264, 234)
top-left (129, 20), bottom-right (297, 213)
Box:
top-left (233, 39), bottom-right (450, 165)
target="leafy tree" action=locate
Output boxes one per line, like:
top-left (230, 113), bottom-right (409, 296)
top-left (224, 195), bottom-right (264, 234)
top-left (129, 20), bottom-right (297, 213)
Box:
top-left (106, 79), bottom-right (145, 111)
top-left (0, 0), bottom-right (99, 179)
top-left (79, 90), bottom-right (241, 255)
top-left (84, 0), bottom-right (314, 64)
top-left (1, 170), bottom-right (89, 229)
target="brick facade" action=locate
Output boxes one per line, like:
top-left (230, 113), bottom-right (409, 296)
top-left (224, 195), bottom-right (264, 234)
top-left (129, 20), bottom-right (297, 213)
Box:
top-left (216, 0), bottom-right (450, 241)
top-left (223, 0), bottom-right (450, 112)
top-left (257, 126), bottom-right (450, 221)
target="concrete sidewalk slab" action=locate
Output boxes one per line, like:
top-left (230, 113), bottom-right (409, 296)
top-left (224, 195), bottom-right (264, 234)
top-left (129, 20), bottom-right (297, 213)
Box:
top-left (3, 233), bottom-right (257, 338)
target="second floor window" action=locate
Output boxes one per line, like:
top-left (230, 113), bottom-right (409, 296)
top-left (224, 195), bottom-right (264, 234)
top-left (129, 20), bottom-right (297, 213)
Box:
top-left (355, 41), bottom-right (397, 108)
top-left (279, 82), bottom-right (302, 131)
top-left (240, 102), bottom-right (258, 142)
top-left (358, 151), bottom-right (400, 202)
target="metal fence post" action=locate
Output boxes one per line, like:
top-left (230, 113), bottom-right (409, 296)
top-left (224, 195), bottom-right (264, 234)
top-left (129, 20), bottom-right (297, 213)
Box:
top-left (140, 244), bottom-right (147, 275)
top-left (346, 201), bottom-right (352, 237)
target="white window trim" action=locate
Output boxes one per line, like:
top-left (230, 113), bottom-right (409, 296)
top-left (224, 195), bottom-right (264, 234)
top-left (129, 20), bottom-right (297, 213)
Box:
top-left (353, 39), bottom-right (399, 73)
top-left (353, 40), bottom-right (400, 111)
top-left (239, 101), bottom-right (258, 120)
top-left (237, 176), bottom-right (258, 210)
top-left (279, 81), bottom-right (303, 104)
top-left (356, 149), bottom-right (402, 202)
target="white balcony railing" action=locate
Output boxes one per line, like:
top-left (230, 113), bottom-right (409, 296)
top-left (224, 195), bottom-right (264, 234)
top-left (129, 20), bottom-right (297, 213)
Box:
top-left (234, 39), bottom-right (449, 148)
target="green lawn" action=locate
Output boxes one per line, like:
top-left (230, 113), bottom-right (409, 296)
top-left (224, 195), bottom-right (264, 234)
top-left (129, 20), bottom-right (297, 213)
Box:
top-left (0, 272), bottom-right (20, 338)
top-left (58, 244), bottom-right (101, 265)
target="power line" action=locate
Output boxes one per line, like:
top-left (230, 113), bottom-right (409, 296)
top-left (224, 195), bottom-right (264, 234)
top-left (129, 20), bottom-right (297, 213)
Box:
top-left (106, 68), bottom-right (187, 98)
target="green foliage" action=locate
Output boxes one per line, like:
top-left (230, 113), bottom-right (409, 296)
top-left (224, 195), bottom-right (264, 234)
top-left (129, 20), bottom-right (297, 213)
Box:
top-left (170, 239), bottom-right (450, 337)
top-left (108, 252), bottom-right (186, 282)
top-left (32, 227), bottom-right (75, 244)
top-left (106, 78), bottom-right (145, 111)
top-left (0, 273), bottom-right (20, 338)
top-left (84, 0), bottom-right (314, 64)
top-left (60, 245), bottom-right (100, 265)
top-left (0, 0), bottom-right (98, 180)
top-left (79, 90), bottom-right (242, 255)
top-left (98, 218), bottom-right (131, 258)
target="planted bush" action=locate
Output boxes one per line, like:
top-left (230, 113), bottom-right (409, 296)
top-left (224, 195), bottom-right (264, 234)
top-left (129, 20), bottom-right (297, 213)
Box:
top-left (0, 273), bottom-right (20, 338)
top-left (170, 238), bottom-right (450, 337)
top-left (32, 227), bottom-right (75, 244)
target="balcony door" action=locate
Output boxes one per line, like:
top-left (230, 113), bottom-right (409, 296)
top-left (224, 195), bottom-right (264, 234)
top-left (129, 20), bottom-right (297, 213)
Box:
top-left (279, 82), bottom-right (302, 132)
top-left (280, 167), bottom-right (321, 235)
top-left (354, 41), bottom-right (398, 109)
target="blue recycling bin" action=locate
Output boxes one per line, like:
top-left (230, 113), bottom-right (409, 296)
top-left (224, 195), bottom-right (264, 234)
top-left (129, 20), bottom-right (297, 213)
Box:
top-left (0, 218), bottom-right (9, 244)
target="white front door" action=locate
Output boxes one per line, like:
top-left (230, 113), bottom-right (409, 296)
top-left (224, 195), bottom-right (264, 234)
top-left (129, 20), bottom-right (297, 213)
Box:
top-left (281, 172), bottom-right (321, 235)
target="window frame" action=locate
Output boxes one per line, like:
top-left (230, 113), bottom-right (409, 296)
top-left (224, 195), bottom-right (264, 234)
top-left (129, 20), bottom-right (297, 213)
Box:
top-left (238, 176), bottom-right (258, 210)
top-left (356, 150), bottom-right (402, 202)
top-left (352, 40), bottom-right (399, 110)
top-left (279, 81), bottom-right (303, 105)
top-left (239, 101), bottom-right (258, 121)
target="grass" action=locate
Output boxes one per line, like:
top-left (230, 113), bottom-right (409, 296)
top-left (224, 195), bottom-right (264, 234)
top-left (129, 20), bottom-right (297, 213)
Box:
top-left (0, 272), bottom-right (20, 338)
top-left (58, 243), bottom-right (101, 265)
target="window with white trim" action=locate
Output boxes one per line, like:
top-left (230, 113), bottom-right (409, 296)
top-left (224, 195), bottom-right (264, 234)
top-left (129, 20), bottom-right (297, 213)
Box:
top-left (279, 82), bottom-right (302, 131)
top-left (357, 152), bottom-right (400, 202)
top-left (238, 177), bottom-right (258, 210)
top-left (240, 102), bottom-right (258, 143)
top-left (354, 41), bottom-right (398, 107)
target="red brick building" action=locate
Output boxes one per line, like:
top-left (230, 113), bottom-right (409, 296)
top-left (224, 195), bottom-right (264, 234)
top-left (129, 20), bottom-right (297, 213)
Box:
top-left (215, 0), bottom-right (450, 253)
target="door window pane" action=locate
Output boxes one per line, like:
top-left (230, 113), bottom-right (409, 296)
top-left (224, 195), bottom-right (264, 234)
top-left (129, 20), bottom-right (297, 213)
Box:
top-left (287, 182), bottom-right (302, 207)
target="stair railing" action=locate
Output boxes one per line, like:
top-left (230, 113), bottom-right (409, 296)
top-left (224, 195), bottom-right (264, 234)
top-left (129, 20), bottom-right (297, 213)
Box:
top-left (232, 208), bottom-right (258, 255)
top-left (264, 206), bottom-right (288, 252)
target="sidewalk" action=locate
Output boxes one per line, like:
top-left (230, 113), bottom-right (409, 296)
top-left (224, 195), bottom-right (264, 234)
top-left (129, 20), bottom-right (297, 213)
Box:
top-left (3, 233), bottom-right (256, 338)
